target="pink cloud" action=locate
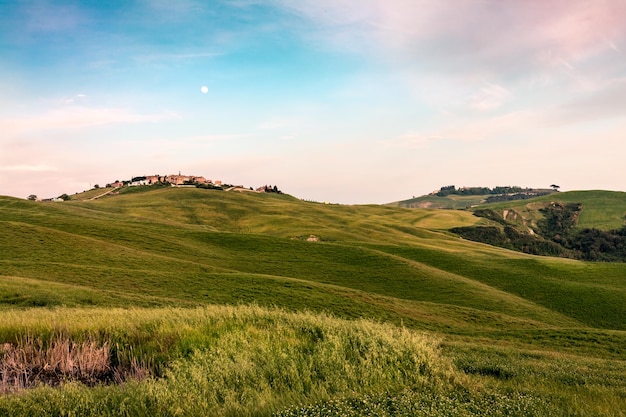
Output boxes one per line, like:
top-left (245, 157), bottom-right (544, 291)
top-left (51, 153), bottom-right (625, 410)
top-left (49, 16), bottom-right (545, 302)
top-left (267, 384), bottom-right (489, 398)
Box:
top-left (0, 165), bottom-right (58, 173)
top-left (1, 106), bottom-right (179, 136)
top-left (468, 84), bottom-right (511, 111)
top-left (276, 0), bottom-right (626, 77)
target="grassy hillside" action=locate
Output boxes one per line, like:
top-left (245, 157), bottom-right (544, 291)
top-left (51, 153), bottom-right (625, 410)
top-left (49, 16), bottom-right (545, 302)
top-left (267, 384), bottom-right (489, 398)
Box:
top-left (480, 190), bottom-right (626, 231)
top-left (392, 189), bottom-right (626, 231)
top-left (1, 188), bottom-right (626, 415)
top-left (446, 190), bottom-right (626, 261)
top-left (388, 194), bottom-right (488, 209)
top-left (388, 187), bottom-right (556, 210)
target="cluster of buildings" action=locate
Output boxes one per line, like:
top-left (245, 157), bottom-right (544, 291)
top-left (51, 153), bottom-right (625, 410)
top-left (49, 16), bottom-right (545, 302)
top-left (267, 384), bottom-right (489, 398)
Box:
top-left (105, 173), bottom-right (282, 194)
top-left (109, 173), bottom-right (222, 188)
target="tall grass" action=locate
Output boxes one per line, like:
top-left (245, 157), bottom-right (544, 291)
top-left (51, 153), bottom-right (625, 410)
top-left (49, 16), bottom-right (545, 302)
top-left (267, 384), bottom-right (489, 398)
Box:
top-left (2, 305), bottom-right (623, 416)
top-left (0, 305), bottom-right (458, 416)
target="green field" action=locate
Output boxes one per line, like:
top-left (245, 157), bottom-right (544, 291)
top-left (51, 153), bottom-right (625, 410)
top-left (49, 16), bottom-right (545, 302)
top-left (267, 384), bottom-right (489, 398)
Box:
top-left (1, 188), bottom-right (625, 416)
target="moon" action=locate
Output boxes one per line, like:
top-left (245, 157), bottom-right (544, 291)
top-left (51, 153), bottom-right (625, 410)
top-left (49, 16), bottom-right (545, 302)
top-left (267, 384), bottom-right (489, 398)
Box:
top-left (200, 86), bottom-right (208, 94)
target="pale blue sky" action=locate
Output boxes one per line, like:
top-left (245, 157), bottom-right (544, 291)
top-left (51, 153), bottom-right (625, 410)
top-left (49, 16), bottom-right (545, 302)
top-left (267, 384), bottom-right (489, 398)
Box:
top-left (1, 0), bottom-right (625, 203)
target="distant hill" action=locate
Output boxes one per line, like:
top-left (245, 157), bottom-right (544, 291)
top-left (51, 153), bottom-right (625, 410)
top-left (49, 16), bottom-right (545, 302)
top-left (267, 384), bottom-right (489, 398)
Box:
top-left (479, 190), bottom-right (626, 231)
top-left (389, 185), bottom-right (556, 209)
top-left (447, 190), bottom-right (626, 261)
top-left (390, 186), bottom-right (626, 231)
top-left (388, 193), bottom-right (488, 209)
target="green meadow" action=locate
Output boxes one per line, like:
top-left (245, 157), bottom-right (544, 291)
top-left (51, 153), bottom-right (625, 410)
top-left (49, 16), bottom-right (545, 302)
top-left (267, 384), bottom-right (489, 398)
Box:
top-left (1, 188), bottom-right (625, 416)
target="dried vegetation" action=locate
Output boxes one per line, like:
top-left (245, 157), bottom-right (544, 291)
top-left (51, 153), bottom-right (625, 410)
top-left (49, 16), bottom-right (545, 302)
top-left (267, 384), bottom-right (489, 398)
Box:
top-left (1, 334), bottom-right (147, 393)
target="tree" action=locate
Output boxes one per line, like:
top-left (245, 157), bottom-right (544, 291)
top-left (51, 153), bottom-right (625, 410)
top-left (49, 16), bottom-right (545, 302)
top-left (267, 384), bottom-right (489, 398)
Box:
top-left (550, 184), bottom-right (560, 192)
top-left (27, 194), bottom-right (37, 201)
top-left (94, 184), bottom-right (100, 189)
top-left (58, 194), bottom-right (70, 201)
top-left (436, 185), bottom-right (456, 197)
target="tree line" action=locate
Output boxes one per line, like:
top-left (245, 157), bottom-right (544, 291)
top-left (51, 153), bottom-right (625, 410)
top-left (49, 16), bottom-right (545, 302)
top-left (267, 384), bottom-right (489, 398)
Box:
top-left (435, 185), bottom-right (545, 197)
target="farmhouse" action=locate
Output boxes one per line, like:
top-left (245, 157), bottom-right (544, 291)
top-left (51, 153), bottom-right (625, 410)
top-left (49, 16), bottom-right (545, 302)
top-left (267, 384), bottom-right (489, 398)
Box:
top-left (164, 174), bottom-right (188, 185)
top-left (192, 176), bottom-right (209, 184)
top-left (145, 175), bottom-right (161, 184)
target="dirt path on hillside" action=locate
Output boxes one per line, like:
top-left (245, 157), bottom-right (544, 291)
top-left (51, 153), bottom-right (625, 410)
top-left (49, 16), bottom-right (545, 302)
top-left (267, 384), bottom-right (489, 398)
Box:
top-left (88, 188), bottom-right (118, 200)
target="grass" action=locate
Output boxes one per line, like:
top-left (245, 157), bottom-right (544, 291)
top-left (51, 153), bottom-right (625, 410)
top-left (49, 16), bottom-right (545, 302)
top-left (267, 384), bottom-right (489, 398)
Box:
top-left (2, 305), bottom-right (625, 417)
top-left (68, 187), bottom-right (116, 201)
top-left (2, 189), bottom-right (625, 334)
top-left (481, 190), bottom-right (626, 231)
top-left (1, 188), bottom-right (626, 415)
top-left (371, 244), bottom-right (626, 330)
top-left (0, 306), bottom-right (456, 416)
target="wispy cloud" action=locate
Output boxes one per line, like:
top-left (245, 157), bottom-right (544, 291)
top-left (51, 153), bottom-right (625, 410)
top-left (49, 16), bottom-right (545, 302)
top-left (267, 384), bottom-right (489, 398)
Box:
top-left (257, 118), bottom-right (294, 130)
top-left (386, 110), bottom-right (538, 148)
top-left (543, 78), bottom-right (626, 126)
top-left (0, 165), bottom-right (58, 172)
top-left (142, 0), bottom-right (205, 15)
top-left (134, 52), bottom-right (222, 62)
top-left (183, 133), bottom-right (251, 143)
top-left (24, 2), bottom-right (89, 33)
top-left (385, 133), bottom-right (443, 149)
top-left (1, 106), bottom-right (180, 136)
top-left (61, 94), bottom-right (88, 105)
top-left (468, 84), bottom-right (511, 111)
top-left (275, 0), bottom-right (626, 80)
top-left (388, 80), bottom-right (626, 150)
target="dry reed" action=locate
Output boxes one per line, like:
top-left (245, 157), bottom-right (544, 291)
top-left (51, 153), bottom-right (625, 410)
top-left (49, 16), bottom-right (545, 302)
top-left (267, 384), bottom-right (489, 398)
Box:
top-left (1, 334), bottom-right (146, 393)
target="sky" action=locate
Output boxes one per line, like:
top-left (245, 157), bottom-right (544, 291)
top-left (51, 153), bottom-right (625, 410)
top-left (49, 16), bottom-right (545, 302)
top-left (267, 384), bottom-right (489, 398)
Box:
top-left (1, 0), bottom-right (625, 204)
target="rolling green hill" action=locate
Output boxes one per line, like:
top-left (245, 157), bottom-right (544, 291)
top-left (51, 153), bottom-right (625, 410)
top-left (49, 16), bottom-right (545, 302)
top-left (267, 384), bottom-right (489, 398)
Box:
top-left (1, 188), bottom-right (625, 416)
top-left (479, 190), bottom-right (626, 231)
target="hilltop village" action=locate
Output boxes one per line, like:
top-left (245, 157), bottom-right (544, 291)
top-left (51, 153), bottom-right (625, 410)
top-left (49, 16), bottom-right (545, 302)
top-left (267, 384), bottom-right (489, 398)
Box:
top-left (105, 173), bottom-right (282, 194)
top-left (110, 173), bottom-right (217, 188)
top-left (34, 173), bottom-right (282, 202)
